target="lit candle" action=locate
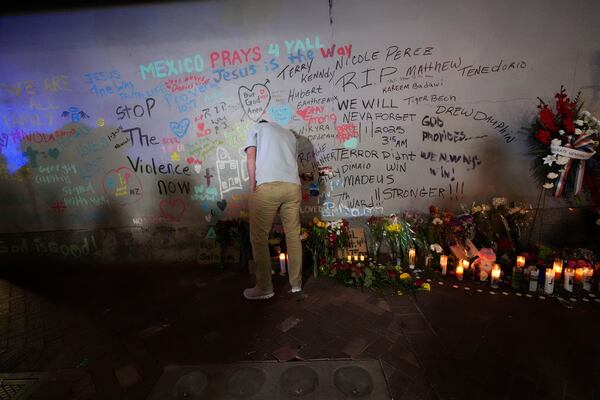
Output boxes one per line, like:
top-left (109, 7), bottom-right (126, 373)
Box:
top-left (516, 255), bottom-right (526, 268)
top-left (359, 254), bottom-right (365, 262)
top-left (529, 267), bottom-right (539, 292)
top-left (462, 259), bottom-right (470, 270)
top-left (575, 268), bottom-right (584, 285)
top-left (354, 255), bottom-right (359, 262)
top-left (553, 259), bottom-right (563, 281)
top-left (563, 267), bottom-right (574, 292)
top-left (408, 248), bottom-right (416, 267)
top-left (456, 265), bottom-right (464, 281)
top-left (440, 255), bottom-right (448, 276)
top-left (490, 264), bottom-right (501, 288)
top-left (583, 267), bottom-right (593, 291)
top-left (279, 253), bottom-right (287, 275)
top-left (347, 255), bottom-right (352, 263)
top-left (544, 267), bottom-right (554, 294)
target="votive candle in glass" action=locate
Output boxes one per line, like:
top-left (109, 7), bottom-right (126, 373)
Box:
top-left (529, 267), bottom-right (539, 292)
top-left (360, 255), bottom-right (365, 262)
top-left (563, 267), bottom-right (574, 292)
top-left (456, 265), bottom-right (464, 281)
top-left (408, 248), bottom-right (416, 267)
top-left (491, 264), bottom-right (501, 288)
top-left (440, 255), bottom-right (448, 276)
top-left (516, 255), bottom-right (526, 268)
top-left (583, 267), bottom-right (593, 291)
top-left (575, 268), bottom-right (584, 284)
top-left (553, 259), bottom-right (563, 281)
top-left (544, 267), bottom-right (554, 294)
top-left (279, 253), bottom-right (287, 274)
top-left (354, 255), bottom-right (359, 262)
top-left (511, 264), bottom-right (523, 290)
top-left (462, 258), bottom-right (470, 270)
top-left (347, 255), bottom-right (352, 263)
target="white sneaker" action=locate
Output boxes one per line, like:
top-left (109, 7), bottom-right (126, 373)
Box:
top-left (290, 286), bottom-right (302, 293)
top-left (243, 287), bottom-right (274, 300)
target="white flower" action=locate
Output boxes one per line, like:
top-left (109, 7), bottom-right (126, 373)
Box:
top-left (551, 138), bottom-right (562, 147)
top-left (559, 129), bottom-right (565, 135)
top-left (582, 110), bottom-right (591, 118)
top-left (556, 155), bottom-right (570, 165)
top-left (592, 117), bottom-right (600, 126)
top-left (542, 154), bottom-right (558, 166)
top-left (432, 217), bottom-right (443, 225)
top-left (508, 207), bottom-right (521, 215)
top-left (429, 243), bottom-right (443, 253)
top-left (575, 128), bottom-right (583, 135)
top-left (575, 119), bottom-right (584, 126)
top-left (543, 182), bottom-right (554, 189)
top-left (547, 172), bottom-right (559, 179)
top-left (492, 197), bottom-right (507, 207)
top-left (482, 204), bottom-right (491, 212)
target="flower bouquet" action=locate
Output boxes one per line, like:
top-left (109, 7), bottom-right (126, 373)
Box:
top-left (504, 203), bottom-right (533, 249)
top-left (427, 206), bottom-right (452, 247)
top-left (529, 86), bottom-right (600, 198)
top-left (446, 213), bottom-right (475, 247)
top-left (469, 202), bottom-right (495, 247)
top-left (385, 218), bottom-right (403, 265)
top-left (384, 214), bottom-right (417, 266)
top-left (304, 217), bottom-right (350, 277)
top-left (366, 216), bottom-right (387, 263)
top-left (402, 209), bottom-right (430, 260)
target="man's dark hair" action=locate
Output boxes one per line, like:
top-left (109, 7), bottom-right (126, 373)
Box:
top-left (258, 119), bottom-right (269, 123)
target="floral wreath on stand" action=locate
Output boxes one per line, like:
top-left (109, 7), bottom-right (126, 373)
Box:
top-left (528, 86), bottom-right (600, 198)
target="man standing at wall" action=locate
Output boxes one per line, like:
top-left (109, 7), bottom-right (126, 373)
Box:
top-left (243, 120), bottom-right (302, 300)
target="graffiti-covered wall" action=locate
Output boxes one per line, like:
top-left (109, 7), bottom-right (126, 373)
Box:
top-left (1, 0), bottom-right (599, 264)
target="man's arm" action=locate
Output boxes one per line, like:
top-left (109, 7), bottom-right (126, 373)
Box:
top-left (246, 146), bottom-right (257, 192)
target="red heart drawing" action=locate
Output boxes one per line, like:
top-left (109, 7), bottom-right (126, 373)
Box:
top-left (197, 123), bottom-right (211, 137)
top-left (160, 198), bottom-right (186, 222)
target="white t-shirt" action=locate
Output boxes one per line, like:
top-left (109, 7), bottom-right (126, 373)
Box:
top-left (244, 121), bottom-right (300, 185)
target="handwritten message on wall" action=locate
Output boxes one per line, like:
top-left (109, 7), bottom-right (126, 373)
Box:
top-left (0, 0), bottom-right (598, 251)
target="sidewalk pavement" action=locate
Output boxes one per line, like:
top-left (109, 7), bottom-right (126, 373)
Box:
top-left (0, 263), bottom-right (599, 399)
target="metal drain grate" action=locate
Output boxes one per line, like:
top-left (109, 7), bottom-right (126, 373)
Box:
top-left (0, 373), bottom-right (44, 400)
top-left (148, 360), bottom-right (392, 399)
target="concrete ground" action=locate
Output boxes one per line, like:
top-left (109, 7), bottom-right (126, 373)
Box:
top-left (0, 262), bottom-right (599, 399)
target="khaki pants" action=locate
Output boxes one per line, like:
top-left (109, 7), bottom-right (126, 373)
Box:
top-left (249, 182), bottom-right (302, 291)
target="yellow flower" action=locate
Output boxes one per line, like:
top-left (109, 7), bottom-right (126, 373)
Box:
top-left (421, 283), bottom-right (431, 291)
top-left (386, 223), bottom-right (402, 233)
top-left (313, 217), bottom-right (319, 224)
top-left (400, 272), bottom-right (411, 280)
